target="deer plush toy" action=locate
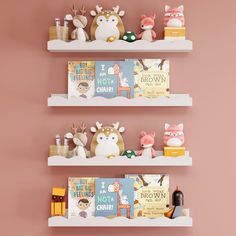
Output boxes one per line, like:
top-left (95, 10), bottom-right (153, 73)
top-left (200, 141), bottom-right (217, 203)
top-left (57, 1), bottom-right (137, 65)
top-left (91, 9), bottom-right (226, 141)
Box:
top-left (65, 4), bottom-right (89, 41)
top-left (138, 14), bottom-right (157, 42)
top-left (136, 131), bottom-right (157, 158)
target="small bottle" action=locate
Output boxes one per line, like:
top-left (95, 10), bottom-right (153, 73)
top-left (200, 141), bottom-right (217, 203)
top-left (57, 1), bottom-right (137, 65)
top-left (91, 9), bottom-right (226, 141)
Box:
top-left (55, 134), bottom-right (61, 146)
top-left (55, 17), bottom-right (60, 27)
top-left (63, 18), bottom-right (69, 27)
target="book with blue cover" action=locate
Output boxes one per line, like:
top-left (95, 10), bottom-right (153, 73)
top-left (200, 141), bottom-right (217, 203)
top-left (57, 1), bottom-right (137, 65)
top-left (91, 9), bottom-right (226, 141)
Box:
top-left (95, 61), bottom-right (134, 98)
top-left (95, 178), bottom-right (134, 218)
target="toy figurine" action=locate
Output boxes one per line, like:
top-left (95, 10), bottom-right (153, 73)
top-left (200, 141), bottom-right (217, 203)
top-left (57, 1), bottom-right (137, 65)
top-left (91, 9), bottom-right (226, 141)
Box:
top-left (138, 14), bottom-right (157, 42)
top-left (122, 31), bottom-right (137, 42)
top-left (164, 186), bottom-right (184, 219)
top-left (122, 150), bottom-right (136, 159)
top-left (163, 123), bottom-right (184, 147)
top-left (164, 5), bottom-right (185, 27)
top-left (68, 122), bottom-right (89, 158)
top-left (90, 5), bottom-right (125, 41)
top-left (90, 121), bottom-right (125, 158)
top-left (163, 123), bottom-right (185, 157)
top-left (136, 131), bottom-right (157, 158)
top-left (51, 187), bottom-right (66, 216)
top-left (65, 4), bottom-right (89, 41)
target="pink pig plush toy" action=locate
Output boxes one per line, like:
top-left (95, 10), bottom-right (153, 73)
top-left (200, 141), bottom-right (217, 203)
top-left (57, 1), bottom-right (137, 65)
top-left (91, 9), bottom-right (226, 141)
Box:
top-left (136, 131), bottom-right (157, 158)
top-left (138, 14), bottom-right (157, 42)
top-left (163, 123), bottom-right (185, 147)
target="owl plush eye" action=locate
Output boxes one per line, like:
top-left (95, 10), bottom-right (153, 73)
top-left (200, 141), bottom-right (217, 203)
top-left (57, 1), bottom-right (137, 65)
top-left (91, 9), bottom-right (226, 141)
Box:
top-left (96, 15), bottom-right (106, 25)
top-left (109, 133), bottom-right (118, 143)
top-left (108, 15), bottom-right (118, 25)
top-left (97, 133), bottom-right (106, 143)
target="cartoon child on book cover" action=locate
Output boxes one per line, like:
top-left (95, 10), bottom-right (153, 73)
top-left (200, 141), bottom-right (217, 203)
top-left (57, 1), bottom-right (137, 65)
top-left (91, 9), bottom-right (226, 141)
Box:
top-left (68, 61), bottom-right (95, 99)
top-left (68, 177), bottom-right (96, 218)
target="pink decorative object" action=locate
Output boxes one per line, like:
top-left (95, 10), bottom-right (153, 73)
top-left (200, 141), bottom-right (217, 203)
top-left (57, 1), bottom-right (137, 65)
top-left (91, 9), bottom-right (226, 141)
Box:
top-left (163, 5), bottom-right (185, 27)
top-left (163, 123), bottom-right (185, 147)
top-left (136, 131), bottom-right (157, 158)
top-left (138, 14), bottom-right (157, 42)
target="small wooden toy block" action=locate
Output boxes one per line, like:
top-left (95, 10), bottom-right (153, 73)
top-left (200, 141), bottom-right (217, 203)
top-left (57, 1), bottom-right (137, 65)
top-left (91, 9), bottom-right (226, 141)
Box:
top-left (164, 146), bottom-right (186, 157)
top-left (164, 27), bottom-right (186, 40)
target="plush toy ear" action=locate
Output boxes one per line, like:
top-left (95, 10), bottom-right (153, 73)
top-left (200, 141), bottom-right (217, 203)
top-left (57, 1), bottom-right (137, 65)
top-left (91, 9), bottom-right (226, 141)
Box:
top-left (178, 123), bottom-right (184, 131)
top-left (140, 131), bottom-right (147, 137)
top-left (90, 10), bottom-right (97, 16)
top-left (90, 127), bottom-right (97, 133)
top-left (65, 14), bottom-right (73, 21)
top-left (119, 127), bottom-right (125, 133)
top-left (150, 132), bottom-right (155, 138)
top-left (165, 123), bottom-right (170, 130)
top-left (119, 10), bottom-right (125, 16)
top-left (152, 14), bottom-right (156, 20)
top-left (178, 5), bottom-right (184, 13)
top-left (141, 15), bottom-right (147, 20)
top-left (65, 132), bottom-right (74, 139)
top-left (165, 5), bottom-right (171, 12)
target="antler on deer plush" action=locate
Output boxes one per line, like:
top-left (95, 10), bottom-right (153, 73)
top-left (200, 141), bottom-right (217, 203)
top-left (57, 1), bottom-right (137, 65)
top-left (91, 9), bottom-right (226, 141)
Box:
top-left (96, 5), bottom-right (103, 13)
top-left (112, 122), bottom-right (120, 130)
top-left (79, 122), bottom-right (86, 133)
top-left (112, 6), bottom-right (119, 13)
top-left (71, 123), bottom-right (79, 134)
top-left (71, 4), bottom-right (79, 16)
top-left (96, 121), bottom-right (103, 129)
top-left (80, 5), bottom-right (86, 16)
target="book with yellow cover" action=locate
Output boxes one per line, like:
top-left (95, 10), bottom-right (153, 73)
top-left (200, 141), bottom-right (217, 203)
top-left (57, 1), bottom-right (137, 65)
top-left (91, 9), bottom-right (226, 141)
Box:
top-left (125, 174), bottom-right (169, 218)
top-left (131, 59), bottom-right (170, 98)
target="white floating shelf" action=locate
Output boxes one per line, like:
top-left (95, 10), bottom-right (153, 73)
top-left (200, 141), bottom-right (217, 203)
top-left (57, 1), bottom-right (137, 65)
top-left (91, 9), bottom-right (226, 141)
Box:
top-left (47, 39), bottom-right (192, 53)
top-left (48, 94), bottom-right (192, 107)
top-left (48, 151), bottom-right (192, 167)
top-left (48, 216), bottom-right (192, 227)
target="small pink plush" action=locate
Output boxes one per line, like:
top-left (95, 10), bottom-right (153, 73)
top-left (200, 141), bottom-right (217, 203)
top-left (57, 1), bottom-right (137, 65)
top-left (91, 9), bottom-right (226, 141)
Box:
top-left (138, 14), bottom-right (157, 42)
top-left (136, 131), bottom-right (157, 158)
top-left (163, 5), bottom-right (185, 27)
top-left (163, 123), bottom-right (185, 147)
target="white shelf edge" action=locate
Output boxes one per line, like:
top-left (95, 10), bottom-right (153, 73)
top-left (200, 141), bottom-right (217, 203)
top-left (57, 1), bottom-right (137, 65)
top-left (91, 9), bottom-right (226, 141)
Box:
top-left (48, 151), bottom-right (192, 167)
top-left (48, 94), bottom-right (192, 107)
top-left (47, 39), bottom-right (193, 53)
top-left (48, 216), bottom-right (192, 227)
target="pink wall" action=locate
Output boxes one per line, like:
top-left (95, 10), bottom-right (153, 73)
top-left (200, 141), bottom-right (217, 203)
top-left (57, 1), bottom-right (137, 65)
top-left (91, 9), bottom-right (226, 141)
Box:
top-left (1, 0), bottom-right (235, 235)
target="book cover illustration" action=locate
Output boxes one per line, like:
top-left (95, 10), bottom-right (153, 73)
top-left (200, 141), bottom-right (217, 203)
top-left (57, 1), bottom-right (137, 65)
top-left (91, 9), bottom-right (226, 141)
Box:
top-left (95, 61), bottom-right (134, 99)
top-left (68, 61), bottom-right (95, 99)
top-left (68, 177), bottom-right (97, 218)
top-left (95, 178), bottom-right (134, 218)
top-left (132, 59), bottom-right (170, 98)
top-left (125, 174), bottom-right (169, 218)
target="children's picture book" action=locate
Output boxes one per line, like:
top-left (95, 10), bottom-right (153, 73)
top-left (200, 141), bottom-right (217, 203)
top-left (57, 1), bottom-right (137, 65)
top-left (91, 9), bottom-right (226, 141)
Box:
top-left (68, 177), bottom-right (97, 218)
top-left (68, 61), bottom-right (95, 99)
top-left (130, 59), bottom-right (170, 98)
top-left (95, 61), bottom-right (134, 99)
top-left (95, 178), bottom-right (134, 218)
top-left (125, 174), bottom-right (169, 218)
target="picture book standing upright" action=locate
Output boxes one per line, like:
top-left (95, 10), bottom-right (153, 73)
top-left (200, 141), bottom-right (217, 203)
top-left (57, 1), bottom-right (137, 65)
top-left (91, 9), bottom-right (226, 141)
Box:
top-left (68, 177), bottom-right (97, 218)
top-left (95, 178), bottom-right (134, 218)
top-left (131, 59), bottom-right (170, 98)
top-left (68, 61), bottom-right (95, 99)
top-left (95, 61), bottom-right (134, 98)
top-left (126, 174), bottom-right (169, 218)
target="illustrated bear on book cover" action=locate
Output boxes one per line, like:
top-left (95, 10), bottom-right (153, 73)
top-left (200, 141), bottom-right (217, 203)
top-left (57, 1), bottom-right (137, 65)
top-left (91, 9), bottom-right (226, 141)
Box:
top-left (68, 61), bottom-right (95, 99)
top-left (95, 178), bottom-right (134, 218)
top-left (95, 61), bottom-right (134, 99)
top-left (125, 174), bottom-right (169, 218)
top-left (68, 177), bottom-right (97, 218)
top-left (131, 59), bottom-right (170, 98)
